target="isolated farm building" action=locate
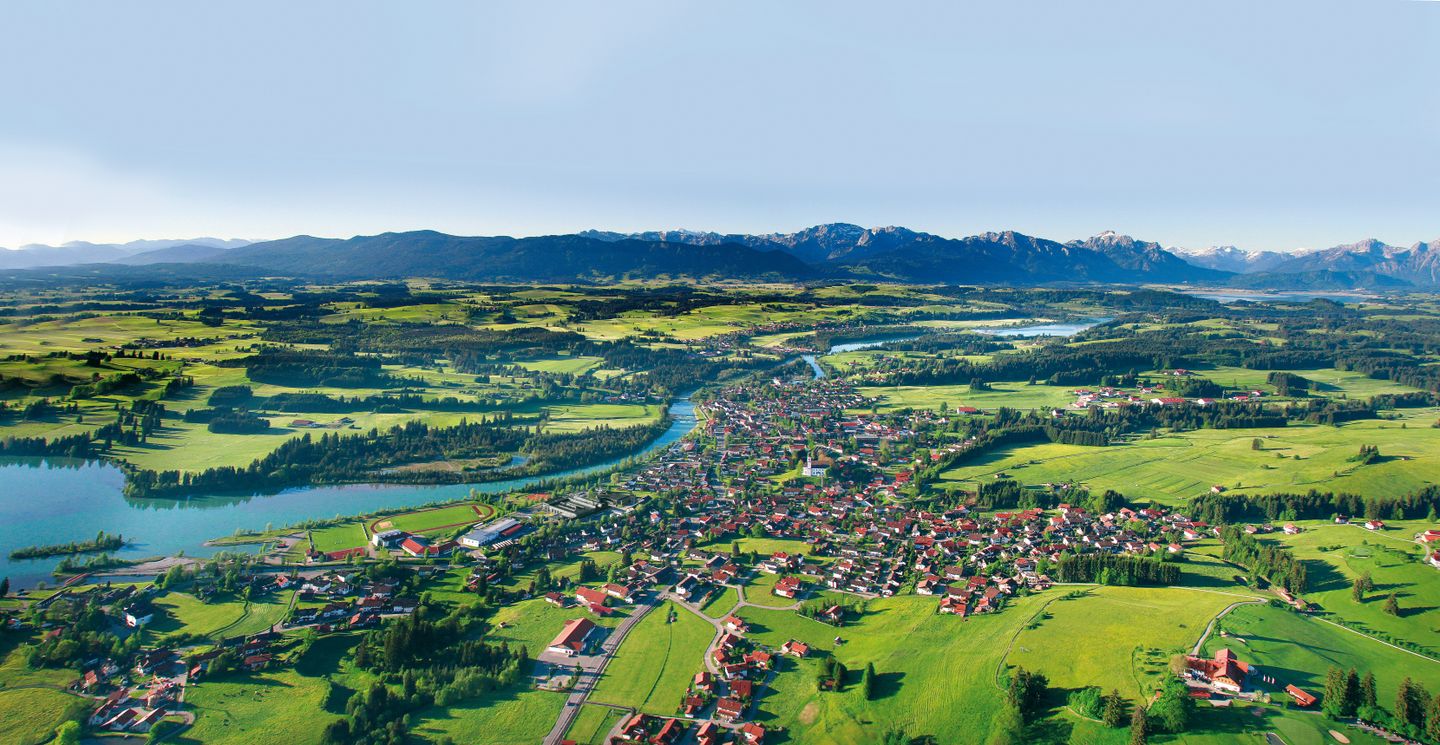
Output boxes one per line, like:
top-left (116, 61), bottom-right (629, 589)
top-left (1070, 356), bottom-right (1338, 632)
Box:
top-left (546, 617), bottom-right (597, 656)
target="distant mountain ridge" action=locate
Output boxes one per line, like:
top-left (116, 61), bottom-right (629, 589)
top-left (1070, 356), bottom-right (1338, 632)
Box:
top-left (0, 237), bottom-right (250, 269)
top-left (3, 225), bottom-right (1436, 288)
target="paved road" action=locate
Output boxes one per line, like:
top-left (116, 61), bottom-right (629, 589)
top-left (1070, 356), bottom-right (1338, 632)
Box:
top-left (1190, 599), bottom-right (1266, 655)
top-left (541, 592), bottom-right (663, 745)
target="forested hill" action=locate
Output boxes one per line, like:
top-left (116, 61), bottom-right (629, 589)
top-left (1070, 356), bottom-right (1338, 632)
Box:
top-left (5, 224), bottom-right (1437, 288)
top-left (214, 231), bottom-right (816, 282)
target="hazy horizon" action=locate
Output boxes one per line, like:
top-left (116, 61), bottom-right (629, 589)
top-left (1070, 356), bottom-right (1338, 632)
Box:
top-left (4, 224), bottom-right (1437, 257)
top-left (1, 1), bottom-right (1436, 252)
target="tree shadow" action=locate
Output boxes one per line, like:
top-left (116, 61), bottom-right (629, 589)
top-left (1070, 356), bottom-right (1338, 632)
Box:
top-left (873, 671), bottom-right (905, 700)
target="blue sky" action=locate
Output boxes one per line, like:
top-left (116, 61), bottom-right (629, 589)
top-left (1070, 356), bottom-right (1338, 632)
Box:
top-left (0, 1), bottom-right (1435, 251)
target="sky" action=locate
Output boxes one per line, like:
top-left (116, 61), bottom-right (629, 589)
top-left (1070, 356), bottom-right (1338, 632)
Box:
top-left (0, 1), bottom-right (1435, 253)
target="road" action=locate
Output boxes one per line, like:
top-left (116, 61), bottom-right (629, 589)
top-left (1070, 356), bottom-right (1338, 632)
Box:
top-left (1190, 599), bottom-right (1267, 655)
top-left (540, 591), bottom-right (663, 745)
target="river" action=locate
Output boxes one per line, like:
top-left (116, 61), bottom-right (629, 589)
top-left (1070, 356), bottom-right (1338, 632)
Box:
top-left (0, 396), bottom-right (696, 588)
top-left (799, 318), bottom-right (1108, 382)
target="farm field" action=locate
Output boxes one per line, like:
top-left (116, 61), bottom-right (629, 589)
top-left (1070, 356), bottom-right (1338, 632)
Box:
top-left (542, 402), bottom-right (660, 433)
top-left (0, 688), bottom-right (87, 745)
top-left (589, 601), bottom-right (713, 715)
top-left (938, 413), bottom-right (1440, 504)
top-left (745, 594), bottom-right (1042, 743)
top-left (410, 688), bottom-right (567, 745)
top-left (183, 667), bottom-right (332, 745)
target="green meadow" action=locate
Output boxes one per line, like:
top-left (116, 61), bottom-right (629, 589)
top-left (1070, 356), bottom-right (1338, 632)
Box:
top-left (1200, 603), bottom-right (1440, 713)
top-left (563, 703), bottom-right (627, 745)
top-left (939, 411), bottom-right (1440, 505)
top-left (1259, 520), bottom-right (1440, 658)
top-left (589, 601), bottom-right (713, 715)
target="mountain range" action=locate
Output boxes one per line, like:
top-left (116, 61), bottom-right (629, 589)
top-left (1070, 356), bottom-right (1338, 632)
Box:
top-left (4, 225), bottom-right (1438, 288)
top-left (0, 238), bottom-right (252, 269)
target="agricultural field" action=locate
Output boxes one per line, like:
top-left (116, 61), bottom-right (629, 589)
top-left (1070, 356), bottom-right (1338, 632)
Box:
top-left (938, 411), bottom-right (1440, 505)
top-left (858, 381), bottom-right (1078, 412)
top-left (589, 601), bottom-right (713, 714)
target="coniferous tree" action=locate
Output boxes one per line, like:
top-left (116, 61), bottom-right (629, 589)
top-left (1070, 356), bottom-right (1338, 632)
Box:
top-left (1103, 690), bottom-right (1128, 727)
top-left (1129, 705), bottom-right (1148, 745)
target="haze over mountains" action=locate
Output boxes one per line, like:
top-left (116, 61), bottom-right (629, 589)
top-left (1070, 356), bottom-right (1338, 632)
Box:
top-left (4, 225), bottom-right (1438, 288)
top-left (0, 238), bottom-right (252, 269)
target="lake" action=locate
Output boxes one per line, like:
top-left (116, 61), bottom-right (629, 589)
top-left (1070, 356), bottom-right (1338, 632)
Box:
top-left (0, 396), bottom-right (696, 588)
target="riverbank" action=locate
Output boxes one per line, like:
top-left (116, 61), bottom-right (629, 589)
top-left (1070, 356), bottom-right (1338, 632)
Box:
top-left (0, 394), bottom-right (698, 589)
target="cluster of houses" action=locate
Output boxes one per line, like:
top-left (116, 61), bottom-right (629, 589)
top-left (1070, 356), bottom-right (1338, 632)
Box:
top-left (285, 572), bottom-right (420, 630)
top-left (1066, 384), bottom-right (1269, 410)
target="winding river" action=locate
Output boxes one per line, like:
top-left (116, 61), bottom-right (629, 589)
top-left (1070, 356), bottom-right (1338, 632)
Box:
top-left (0, 396), bottom-right (696, 588)
top-left (0, 318), bottom-right (1112, 588)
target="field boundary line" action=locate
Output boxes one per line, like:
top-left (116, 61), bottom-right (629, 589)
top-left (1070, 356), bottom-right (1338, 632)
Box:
top-left (1310, 615), bottom-right (1440, 665)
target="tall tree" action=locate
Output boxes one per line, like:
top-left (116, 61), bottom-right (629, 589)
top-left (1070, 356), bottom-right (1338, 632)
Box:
top-left (1129, 705), bottom-right (1148, 745)
top-left (1360, 671), bottom-right (1377, 710)
top-left (1103, 690), bottom-right (1128, 727)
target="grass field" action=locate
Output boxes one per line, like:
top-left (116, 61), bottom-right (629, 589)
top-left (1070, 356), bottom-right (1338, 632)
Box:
top-left (743, 573), bottom-right (805, 608)
top-left (148, 592), bottom-right (250, 639)
top-left (938, 413), bottom-right (1440, 504)
top-left (410, 688), bottom-right (567, 745)
top-left (542, 402), bottom-right (660, 434)
top-left (0, 688), bottom-right (89, 745)
top-left (700, 587), bottom-right (739, 617)
top-left (1004, 586), bottom-right (1243, 698)
top-left (737, 591), bottom-right (1377, 745)
top-left (745, 594), bottom-right (1040, 743)
top-left (702, 537), bottom-right (814, 557)
top-left (1258, 521), bottom-right (1440, 657)
top-left (184, 668), bottom-right (332, 745)
top-left (485, 597), bottom-right (624, 659)
top-left (1201, 603), bottom-right (1440, 714)
top-left (309, 523), bottom-right (371, 553)
top-left (589, 602), bottom-right (713, 715)
top-left (563, 703), bottom-right (627, 745)
top-left (858, 381), bottom-right (1077, 413)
